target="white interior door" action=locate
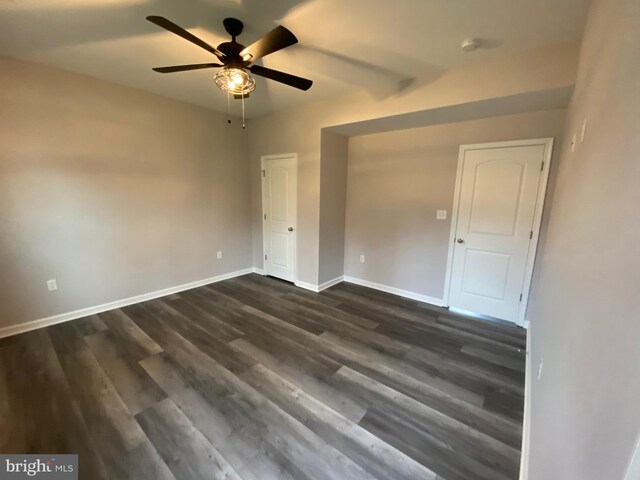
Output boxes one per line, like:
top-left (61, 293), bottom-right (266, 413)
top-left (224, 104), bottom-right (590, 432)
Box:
top-left (262, 155), bottom-right (297, 282)
top-left (448, 140), bottom-right (552, 322)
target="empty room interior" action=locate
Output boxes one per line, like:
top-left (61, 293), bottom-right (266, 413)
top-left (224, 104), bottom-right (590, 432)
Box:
top-left (1, 0), bottom-right (639, 479)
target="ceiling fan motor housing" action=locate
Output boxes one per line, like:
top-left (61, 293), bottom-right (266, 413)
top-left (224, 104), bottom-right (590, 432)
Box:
top-left (219, 18), bottom-right (247, 67)
top-left (217, 42), bottom-right (246, 67)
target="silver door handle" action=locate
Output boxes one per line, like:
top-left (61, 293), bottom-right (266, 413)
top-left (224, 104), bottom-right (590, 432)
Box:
top-left (288, 227), bottom-right (294, 232)
top-left (456, 238), bottom-right (464, 244)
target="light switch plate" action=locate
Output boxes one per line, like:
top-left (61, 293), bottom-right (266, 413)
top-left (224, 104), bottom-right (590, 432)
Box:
top-left (436, 210), bottom-right (447, 220)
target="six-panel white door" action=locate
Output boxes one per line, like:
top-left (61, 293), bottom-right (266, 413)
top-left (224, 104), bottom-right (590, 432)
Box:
top-left (448, 144), bottom-right (547, 322)
top-left (262, 155), bottom-right (297, 282)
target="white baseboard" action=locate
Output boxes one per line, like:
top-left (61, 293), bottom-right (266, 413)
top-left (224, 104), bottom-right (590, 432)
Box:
top-left (522, 320), bottom-right (531, 330)
top-left (318, 276), bottom-right (344, 292)
top-left (294, 276), bottom-right (344, 293)
top-left (519, 327), bottom-right (532, 480)
top-left (252, 268), bottom-right (266, 275)
top-left (0, 267), bottom-right (254, 339)
top-left (294, 280), bottom-right (320, 292)
top-left (342, 276), bottom-right (446, 307)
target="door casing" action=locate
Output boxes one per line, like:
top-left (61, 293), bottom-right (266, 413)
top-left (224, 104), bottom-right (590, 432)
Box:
top-left (261, 153), bottom-right (298, 283)
top-left (443, 138), bottom-right (554, 326)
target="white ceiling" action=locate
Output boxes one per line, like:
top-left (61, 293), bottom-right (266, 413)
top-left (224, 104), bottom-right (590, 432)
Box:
top-left (0, 0), bottom-right (590, 118)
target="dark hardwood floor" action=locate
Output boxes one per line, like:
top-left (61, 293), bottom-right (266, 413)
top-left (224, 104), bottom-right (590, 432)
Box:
top-left (0, 274), bottom-right (526, 480)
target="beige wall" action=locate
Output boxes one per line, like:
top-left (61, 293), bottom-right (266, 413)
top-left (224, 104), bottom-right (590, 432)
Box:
top-left (345, 109), bottom-right (566, 300)
top-left (318, 131), bottom-right (349, 285)
top-left (0, 56), bottom-right (252, 330)
top-left (527, 0), bottom-right (640, 478)
top-left (249, 45), bottom-right (579, 285)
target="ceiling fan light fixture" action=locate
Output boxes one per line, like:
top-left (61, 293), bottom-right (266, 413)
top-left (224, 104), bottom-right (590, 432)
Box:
top-left (214, 67), bottom-right (256, 95)
top-left (147, 15), bottom-right (312, 129)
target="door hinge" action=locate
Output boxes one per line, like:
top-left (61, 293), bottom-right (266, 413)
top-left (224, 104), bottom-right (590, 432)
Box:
top-left (541, 161), bottom-right (544, 171)
top-left (519, 293), bottom-right (523, 302)
top-left (530, 230), bottom-right (533, 239)
top-left (264, 213), bottom-right (267, 220)
top-left (265, 254), bottom-right (267, 260)
top-left (262, 170), bottom-right (266, 177)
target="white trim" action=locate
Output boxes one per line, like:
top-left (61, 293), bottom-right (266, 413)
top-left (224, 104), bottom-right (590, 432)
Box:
top-left (519, 328), bottom-right (532, 480)
top-left (261, 153), bottom-right (298, 283)
top-left (294, 280), bottom-right (320, 293)
top-left (260, 153), bottom-right (298, 161)
top-left (343, 276), bottom-right (446, 307)
top-left (625, 432), bottom-right (640, 480)
top-left (443, 145), bottom-right (466, 310)
top-left (443, 138), bottom-right (555, 326)
top-left (518, 138), bottom-right (554, 325)
top-left (294, 276), bottom-right (343, 293)
top-left (252, 268), bottom-right (266, 275)
top-left (0, 268), bottom-right (253, 339)
top-left (318, 276), bottom-right (344, 291)
top-left (522, 320), bottom-right (531, 330)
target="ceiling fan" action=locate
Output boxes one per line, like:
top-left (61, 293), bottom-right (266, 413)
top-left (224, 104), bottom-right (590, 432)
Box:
top-left (146, 15), bottom-right (313, 100)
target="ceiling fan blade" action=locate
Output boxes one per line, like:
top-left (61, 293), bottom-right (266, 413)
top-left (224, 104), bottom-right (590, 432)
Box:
top-left (240, 26), bottom-right (297, 61)
top-left (249, 65), bottom-right (312, 90)
top-left (146, 16), bottom-right (226, 59)
top-left (152, 63), bottom-right (223, 73)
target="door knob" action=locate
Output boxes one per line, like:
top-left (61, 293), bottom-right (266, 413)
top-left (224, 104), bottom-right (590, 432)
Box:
top-left (288, 227), bottom-right (294, 232)
top-left (456, 238), bottom-right (464, 244)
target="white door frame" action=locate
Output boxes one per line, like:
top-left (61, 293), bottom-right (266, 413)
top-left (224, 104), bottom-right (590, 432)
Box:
top-left (624, 431), bottom-right (640, 480)
top-left (261, 153), bottom-right (298, 283)
top-left (443, 138), bottom-right (554, 326)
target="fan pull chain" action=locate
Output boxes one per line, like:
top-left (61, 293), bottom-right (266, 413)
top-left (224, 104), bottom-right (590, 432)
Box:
top-left (227, 92), bottom-right (231, 124)
top-left (241, 94), bottom-right (246, 129)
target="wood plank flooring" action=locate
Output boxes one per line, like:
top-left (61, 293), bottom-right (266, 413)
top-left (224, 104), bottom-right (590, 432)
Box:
top-left (0, 274), bottom-right (527, 480)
